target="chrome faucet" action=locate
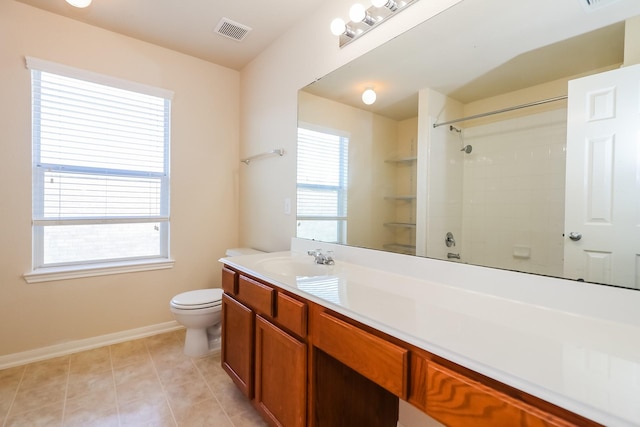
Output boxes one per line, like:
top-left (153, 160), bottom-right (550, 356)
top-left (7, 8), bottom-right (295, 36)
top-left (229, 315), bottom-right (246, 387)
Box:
top-left (307, 249), bottom-right (335, 265)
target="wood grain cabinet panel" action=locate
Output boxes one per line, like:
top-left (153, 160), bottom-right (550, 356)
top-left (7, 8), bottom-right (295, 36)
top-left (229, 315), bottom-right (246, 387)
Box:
top-left (237, 276), bottom-right (275, 316)
top-left (410, 356), bottom-right (577, 427)
top-left (221, 294), bottom-right (254, 399)
top-left (221, 267), bottom-right (237, 294)
top-left (276, 292), bottom-right (307, 338)
top-left (314, 311), bottom-right (408, 399)
top-left (255, 315), bottom-right (307, 427)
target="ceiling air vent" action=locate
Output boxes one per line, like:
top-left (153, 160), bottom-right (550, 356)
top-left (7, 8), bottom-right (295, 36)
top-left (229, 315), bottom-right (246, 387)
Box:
top-left (214, 18), bottom-right (252, 42)
top-left (579, 0), bottom-right (622, 12)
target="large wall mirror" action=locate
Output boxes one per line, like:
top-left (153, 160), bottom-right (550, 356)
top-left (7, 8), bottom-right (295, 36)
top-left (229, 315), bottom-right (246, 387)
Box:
top-left (297, 0), bottom-right (640, 290)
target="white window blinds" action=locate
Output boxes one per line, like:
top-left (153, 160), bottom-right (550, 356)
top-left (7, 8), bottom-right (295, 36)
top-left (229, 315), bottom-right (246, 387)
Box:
top-left (28, 58), bottom-right (172, 269)
top-left (296, 126), bottom-right (349, 244)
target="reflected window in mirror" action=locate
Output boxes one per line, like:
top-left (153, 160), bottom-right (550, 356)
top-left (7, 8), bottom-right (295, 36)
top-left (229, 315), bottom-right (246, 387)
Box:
top-left (296, 126), bottom-right (349, 244)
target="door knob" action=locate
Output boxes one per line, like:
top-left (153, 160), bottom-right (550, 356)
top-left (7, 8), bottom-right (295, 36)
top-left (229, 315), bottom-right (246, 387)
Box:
top-left (568, 232), bottom-right (582, 241)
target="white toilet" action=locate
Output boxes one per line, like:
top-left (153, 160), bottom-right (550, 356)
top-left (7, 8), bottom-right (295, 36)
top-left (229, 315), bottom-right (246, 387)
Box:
top-left (170, 288), bottom-right (223, 357)
top-left (170, 248), bottom-right (263, 357)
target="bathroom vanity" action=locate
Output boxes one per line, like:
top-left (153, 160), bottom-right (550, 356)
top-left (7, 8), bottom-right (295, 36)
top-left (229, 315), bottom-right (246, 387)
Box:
top-left (219, 239), bottom-right (640, 427)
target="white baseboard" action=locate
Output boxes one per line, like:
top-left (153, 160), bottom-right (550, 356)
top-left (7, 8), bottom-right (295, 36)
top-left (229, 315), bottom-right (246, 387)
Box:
top-left (0, 321), bottom-right (183, 370)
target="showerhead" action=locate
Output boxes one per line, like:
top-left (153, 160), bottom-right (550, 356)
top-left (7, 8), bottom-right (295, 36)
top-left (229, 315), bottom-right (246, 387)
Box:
top-left (460, 145), bottom-right (472, 154)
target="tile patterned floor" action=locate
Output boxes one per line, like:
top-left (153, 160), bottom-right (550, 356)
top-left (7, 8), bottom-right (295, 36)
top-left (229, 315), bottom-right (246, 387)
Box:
top-left (0, 330), bottom-right (267, 427)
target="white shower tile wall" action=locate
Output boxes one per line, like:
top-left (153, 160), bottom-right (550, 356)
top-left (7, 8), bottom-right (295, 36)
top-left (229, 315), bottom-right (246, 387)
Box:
top-left (461, 108), bottom-right (567, 277)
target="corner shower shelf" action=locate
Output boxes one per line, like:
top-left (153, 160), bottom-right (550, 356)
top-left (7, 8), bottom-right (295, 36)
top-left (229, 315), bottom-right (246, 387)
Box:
top-left (383, 222), bottom-right (416, 229)
top-left (385, 156), bottom-right (417, 164)
top-left (384, 195), bottom-right (416, 201)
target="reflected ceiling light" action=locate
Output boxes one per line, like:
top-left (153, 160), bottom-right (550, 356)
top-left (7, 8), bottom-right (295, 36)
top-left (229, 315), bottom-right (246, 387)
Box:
top-left (65, 0), bottom-right (92, 7)
top-left (362, 88), bottom-right (377, 105)
top-left (331, 0), bottom-right (419, 47)
top-left (349, 3), bottom-right (376, 26)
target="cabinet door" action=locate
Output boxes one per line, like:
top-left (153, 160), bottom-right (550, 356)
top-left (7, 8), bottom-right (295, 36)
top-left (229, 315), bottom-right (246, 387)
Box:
top-left (221, 294), bottom-right (254, 398)
top-left (255, 315), bottom-right (306, 427)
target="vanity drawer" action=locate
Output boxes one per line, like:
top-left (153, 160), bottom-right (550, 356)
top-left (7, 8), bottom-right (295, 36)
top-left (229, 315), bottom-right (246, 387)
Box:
top-left (237, 275), bottom-right (275, 317)
top-left (314, 311), bottom-right (408, 399)
top-left (410, 356), bottom-right (575, 427)
top-left (221, 267), bottom-right (238, 294)
top-left (276, 292), bottom-right (307, 338)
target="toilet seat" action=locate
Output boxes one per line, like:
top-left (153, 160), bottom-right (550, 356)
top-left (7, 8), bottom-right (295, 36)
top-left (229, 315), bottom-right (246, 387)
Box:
top-left (171, 289), bottom-right (223, 310)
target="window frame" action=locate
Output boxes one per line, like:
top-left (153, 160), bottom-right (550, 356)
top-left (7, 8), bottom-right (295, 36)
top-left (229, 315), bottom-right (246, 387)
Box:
top-left (24, 57), bottom-right (175, 283)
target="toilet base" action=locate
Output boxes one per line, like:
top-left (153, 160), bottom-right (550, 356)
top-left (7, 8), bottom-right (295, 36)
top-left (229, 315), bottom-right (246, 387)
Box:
top-left (183, 326), bottom-right (221, 357)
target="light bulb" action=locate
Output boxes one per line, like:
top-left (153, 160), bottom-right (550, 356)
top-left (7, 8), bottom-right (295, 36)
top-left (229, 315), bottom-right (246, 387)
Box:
top-left (66, 0), bottom-right (92, 7)
top-left (349, 3), bottom-right (367, 23)
top-left (330, 18), bottom-right (347, 36)
top-left (362, 88), bottom-right (376, 105)
top-left (371, 0), bottom-right (398, 11)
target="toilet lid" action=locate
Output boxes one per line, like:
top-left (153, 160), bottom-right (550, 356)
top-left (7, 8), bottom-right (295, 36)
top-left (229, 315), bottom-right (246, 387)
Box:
top-left (171, 288), bottom-right (223, 308)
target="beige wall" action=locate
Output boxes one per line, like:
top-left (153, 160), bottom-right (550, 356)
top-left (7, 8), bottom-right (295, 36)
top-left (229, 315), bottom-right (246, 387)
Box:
top-left (624, 15), bottom-right (640, 66)
top-left (0, 2), bottom-right (240, 356)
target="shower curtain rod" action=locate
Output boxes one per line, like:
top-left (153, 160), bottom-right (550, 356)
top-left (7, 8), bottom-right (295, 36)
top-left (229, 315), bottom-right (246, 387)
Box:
top-left (432, 95), bottom-right (568, 128)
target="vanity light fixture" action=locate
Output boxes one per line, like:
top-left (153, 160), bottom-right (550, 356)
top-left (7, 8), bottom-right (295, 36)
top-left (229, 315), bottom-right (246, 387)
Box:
top-left (362, 88), bottom-right (377, 105)
top-left (331, 0), bottom-right (419, 47)
top-left (65, 0), bottom-right (92, 7)
top-left (330, 18), bottom-right (356, 37)
top-left (371, 0), bottom-right (399, 11)
top-left (349, 3), bottom-right (377, 26)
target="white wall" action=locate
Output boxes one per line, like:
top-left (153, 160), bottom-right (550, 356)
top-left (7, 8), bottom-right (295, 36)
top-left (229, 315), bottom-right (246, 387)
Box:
top-left (0, 2), bottom-right (240, 356)
top-left (238, 0), bottom-right (464, 252)
top-left (462, 109), bottom-right (567, 276)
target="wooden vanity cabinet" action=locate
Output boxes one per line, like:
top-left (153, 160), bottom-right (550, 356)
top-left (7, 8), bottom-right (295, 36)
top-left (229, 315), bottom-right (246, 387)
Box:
top-left (221, 268), bottom-right (307, 427)
top-left (221, 266), bottom-right (600, 427)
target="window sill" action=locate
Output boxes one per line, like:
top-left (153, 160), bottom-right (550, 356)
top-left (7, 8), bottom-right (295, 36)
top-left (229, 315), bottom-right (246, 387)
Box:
top-left (23, 258), bottom-right (175, 284)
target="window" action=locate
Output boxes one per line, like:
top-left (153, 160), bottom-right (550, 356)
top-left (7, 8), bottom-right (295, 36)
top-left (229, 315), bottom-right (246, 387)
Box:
top-left (26, 58), bottom-right (173, 280)
top-left (296, 126), bottom-right (349, 244)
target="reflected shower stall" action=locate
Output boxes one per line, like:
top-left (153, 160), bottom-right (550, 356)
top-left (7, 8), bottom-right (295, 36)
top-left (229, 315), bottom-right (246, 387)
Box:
top-left (418, 88), bottom-right (568, 278)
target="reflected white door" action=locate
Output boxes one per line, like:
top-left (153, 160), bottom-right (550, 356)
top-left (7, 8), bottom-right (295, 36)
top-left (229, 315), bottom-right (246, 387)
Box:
top-left (564, 64), bottom-right (640, 289)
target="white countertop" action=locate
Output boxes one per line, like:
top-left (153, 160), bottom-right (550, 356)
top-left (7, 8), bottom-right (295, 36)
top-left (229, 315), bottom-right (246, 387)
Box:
top-left (220, 238), bottom-right (640, 427)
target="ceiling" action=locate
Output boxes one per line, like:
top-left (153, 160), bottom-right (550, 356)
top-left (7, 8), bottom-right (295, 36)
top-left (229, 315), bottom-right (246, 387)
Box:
top-left (15, 0), bottom-right (325, 70)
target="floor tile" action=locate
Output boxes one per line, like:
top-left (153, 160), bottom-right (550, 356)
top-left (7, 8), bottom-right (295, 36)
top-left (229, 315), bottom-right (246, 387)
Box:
top-left (10, 379), bottom-right (67, 415)
top-left (174, 397), bottom-right (233, 427)
top-left (164, 376), bottom-right (213, 419)
top-left (110, 339), bottom-right (149, 368)
top-left (0, 330), bottom-right (266, 427)
top-left (229, 409), bottom-right (269, 427)
top-left (118, 394), bottom-right (175, 426)
top-left (155, 357), bottom-right (202, 387)
top-left (4, 403), bottom-right (63, 427)
top-left (69, 346), bottom-right (112, 375)
top-left (19, 355), bottom-right (69, 390)
top-left (63, 406), bottom-right (119, 427)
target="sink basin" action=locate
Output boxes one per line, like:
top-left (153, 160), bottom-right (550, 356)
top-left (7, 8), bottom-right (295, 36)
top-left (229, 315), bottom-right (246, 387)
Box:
top-left (256, 256), bottom-right (340, 278)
